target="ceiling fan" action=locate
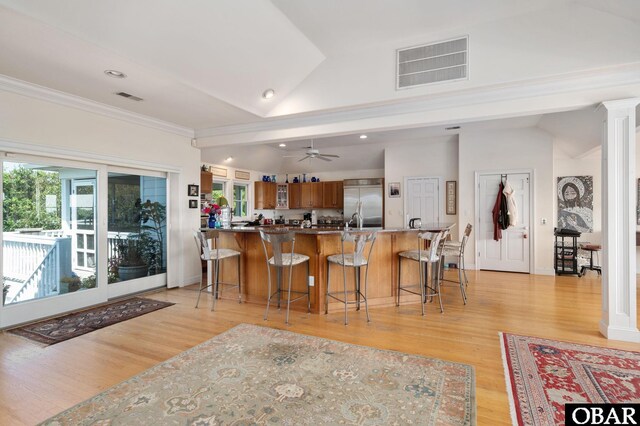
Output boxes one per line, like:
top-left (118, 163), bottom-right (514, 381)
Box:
top-left (283, 140), bottom-right (339, 162)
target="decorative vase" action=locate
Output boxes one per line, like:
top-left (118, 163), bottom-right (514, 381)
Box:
top-left (303, 173), bottom-right (307, 183)
top-left (208, 213), bottom-right (217, 228)
top-left (285, 174), bottom-right (289, 183)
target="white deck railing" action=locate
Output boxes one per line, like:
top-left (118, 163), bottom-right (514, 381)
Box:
top-left (3, 232), bottom-right (72, 303)
top-left (3, 230), bottom-right (132, 304)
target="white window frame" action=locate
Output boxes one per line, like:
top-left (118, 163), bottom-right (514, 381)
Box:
top-left (232, 181), bottom-right (251, 221)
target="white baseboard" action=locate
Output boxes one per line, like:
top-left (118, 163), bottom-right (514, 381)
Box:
top-left (599, 320), bottom-right (640, 343)
top-left (182, 275), bottom-right (201, 287)
top-left (534, 268), bottom-right (556, 276)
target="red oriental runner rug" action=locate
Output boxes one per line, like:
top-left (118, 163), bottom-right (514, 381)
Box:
top-left (500, 332), bottom-right (640, 426)
top-left (8, 297), bottom-right (173, 345)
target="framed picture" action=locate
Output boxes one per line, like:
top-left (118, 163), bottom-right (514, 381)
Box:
top-left (188, 199), bottom-right (198, 209)
top-left (211, 166), bottom-right (227, 177)
top-left (188, 184), bottom-right (199, 197)
top-left (388, 182), bottom-right (401, 198)
top-left (446, 181), bottom-right (457, 215)
top-left (235, 170), bottom-right (250, 180)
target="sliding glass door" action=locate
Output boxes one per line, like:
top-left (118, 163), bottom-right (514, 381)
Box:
top-left (1, 156), bottom-right (170, 328)
top-left (106, 168), bottom-right (167, 299)
top-left (1, 156), bottom-right (104, 327)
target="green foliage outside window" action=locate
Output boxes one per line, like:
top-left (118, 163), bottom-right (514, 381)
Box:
top-left (2, 166), bottom-right (61, 231)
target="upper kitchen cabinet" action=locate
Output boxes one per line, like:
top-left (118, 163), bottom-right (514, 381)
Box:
top-left (254, 181), bottom-right (276, 209)
top-left (322, 181), bottom-right (343, 209)
top-left (200, 171), bottom-right (213, 195)
top-left (289, 183), bottom-right (301, 209)
top-left (300, 182), bottom-right (323, 208)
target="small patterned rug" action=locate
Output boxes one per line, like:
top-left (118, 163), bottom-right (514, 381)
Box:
top-left (500, 332), bottom-right (640, 426)
top-left (8, 297), bottom-right (174, 345)
top-left (41, 323), bottom-right (475, 425)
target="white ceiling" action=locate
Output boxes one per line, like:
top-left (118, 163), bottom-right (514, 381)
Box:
top-left (0, 0), bottom-right (639, 171)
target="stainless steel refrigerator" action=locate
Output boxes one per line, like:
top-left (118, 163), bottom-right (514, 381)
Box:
top-left (343, 178), bottom-right (383, 227)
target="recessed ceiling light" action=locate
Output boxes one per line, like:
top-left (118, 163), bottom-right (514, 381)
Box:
top-left (279, 143), bottom-right (286, 147)
top-left (262, 89), bottom-right (275, 99)
top-left (359, 134), bottom-right (368, 139)
top-left (224, 156), bottom-right (233, 162)
top-left (104, 69), bottom-right (127, 79)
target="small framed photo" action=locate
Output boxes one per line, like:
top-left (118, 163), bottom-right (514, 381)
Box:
top-left (446, 181), bottom-right (457, 215)
top-left (388, 182), bottom-right (401, 198)
top-left (188, 199), bottom-right (198, 209)
top-left (188, 184), bottom-right (199, 197)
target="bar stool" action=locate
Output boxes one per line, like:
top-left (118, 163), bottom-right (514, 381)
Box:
top-left (259, 230), bottom-right (310, 325)
top-left (193, 230), bottom-right (242, 311)
top-left (397, 230), bottom-right (445, 315)
top-left (325, 230), bottom-right (377, 325)
top-left (441, 223), bottom-right (472, 303)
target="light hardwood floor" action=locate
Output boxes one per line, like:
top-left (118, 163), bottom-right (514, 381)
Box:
top-left (0, 270), bottom-right (638, 425)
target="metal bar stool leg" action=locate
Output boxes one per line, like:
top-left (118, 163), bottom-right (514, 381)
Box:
top-left (195, 259), bottom-right (210, 309)
top-left (342, 262), bottom-right (348, 325)
top-left (285, 263), bottom-right (294, 325)
top-left (355, 267), bottom-right (361, 311)
top-left (307, 261), bottom-right (311, 313)
top-left (419, 261), bottom-right (425, 316)
top-left (264, 263), bottom-right (272, 321)
top-left (211, 260), bottom-right (219, 311)
top-left (397, 257), bottom-right (402, 307)
top-left (237, 256), bottom-right (242, 303)
top-left (325, 261), bottom-right (331, 314)
top-left (434, 262), bottom-right (444, 313)
top-left (363, 263), bottom-right (371, 322)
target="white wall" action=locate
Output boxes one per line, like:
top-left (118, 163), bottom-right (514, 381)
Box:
top-left (459, 127), bottom-right (554, 274)
top-left (384, 136), bottom-right (458, 229)
top-left (0, 89), bottom-right (201, 286)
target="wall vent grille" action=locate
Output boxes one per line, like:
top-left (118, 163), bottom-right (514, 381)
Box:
top-left (115, 92), bottom-right (144, 102)
top-left (397, 36), bottom-right (468, 89)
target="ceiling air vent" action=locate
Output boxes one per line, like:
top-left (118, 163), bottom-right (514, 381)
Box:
top-left (396, 36), bottom-right (468, 89)
top-left (115, 91), bottom-right (144, 102)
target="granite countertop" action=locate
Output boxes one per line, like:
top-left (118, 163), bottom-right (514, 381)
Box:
top-left (200, 223), bottom-right (454, 234)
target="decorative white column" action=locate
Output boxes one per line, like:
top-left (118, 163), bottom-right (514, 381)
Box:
top-left (600, 98), bottom-right (640, 342)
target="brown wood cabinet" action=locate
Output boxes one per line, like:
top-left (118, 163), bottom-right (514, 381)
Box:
top-left (254, 181), bottom-right (276, 209)
top-left (322, 181), bottom-right (343, 208)
top-left (300, 182), bottom-right (323, 208)
top-left (288, 183), bottom-right (301, 209)
top-left (200, 171), bottom-right (213, 195)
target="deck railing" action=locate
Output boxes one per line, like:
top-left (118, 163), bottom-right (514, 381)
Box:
top-left (3, 232), bottom-right (72, 303)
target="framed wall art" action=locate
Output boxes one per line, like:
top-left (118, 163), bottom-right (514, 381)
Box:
top-left (188, 199), bottom-right (198, 209)
top-left (446, 181), bottom-right (457, 215)
top-left (187, 184), bottom-right (199, 197)
top-left (235, 170), bottom-right (250, 180)
top-left (388, 182), bottom-right (400, 198)
top-left (557, 175), bottom-right (593, 232)
top-left (210, 166), bottom-right (227, 177)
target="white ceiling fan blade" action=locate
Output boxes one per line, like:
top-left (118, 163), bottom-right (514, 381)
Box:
top-left (317, 156), bottom-right (332, 161)
top-left (318, 154), bottom-right (339, 158)
top-left (298, 155), bottom-right (311, 162)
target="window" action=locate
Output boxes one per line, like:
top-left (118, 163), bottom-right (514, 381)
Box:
top-left (212, 181), bottom-right (225, 203)
top-left (233, 183), bottom-right (249, 218)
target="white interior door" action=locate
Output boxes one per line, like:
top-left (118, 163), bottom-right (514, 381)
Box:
top-left (405, 177), bottom-right (440, 226)
top-left (478, 173), bottom-right (531, 273)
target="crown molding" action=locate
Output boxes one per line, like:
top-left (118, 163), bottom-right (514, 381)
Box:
top-left (195, 62), bottom-right (640, 143)
top-left (0, 74), bottom-right (195, 139)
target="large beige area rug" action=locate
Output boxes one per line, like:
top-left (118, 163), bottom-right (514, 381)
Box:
top-left (42, 323), bottom-right (475, 425)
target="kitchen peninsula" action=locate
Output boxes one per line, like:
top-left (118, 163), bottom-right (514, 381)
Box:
top-left (206, 224), bottom-right (453, 314)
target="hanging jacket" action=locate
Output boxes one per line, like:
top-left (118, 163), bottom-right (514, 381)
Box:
top-left (492, 182), bottom-right (505, 241)
top-left (502, 180), bottom-right (518, 227)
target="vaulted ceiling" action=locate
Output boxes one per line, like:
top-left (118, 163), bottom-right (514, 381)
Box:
top-left (1, 0), bottom-right (639, 167)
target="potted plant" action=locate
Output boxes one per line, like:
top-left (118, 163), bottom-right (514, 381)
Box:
top-left (115, 236), bottom-right (148, 281)
top-left (60, 274), bottom-right (81, 293)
